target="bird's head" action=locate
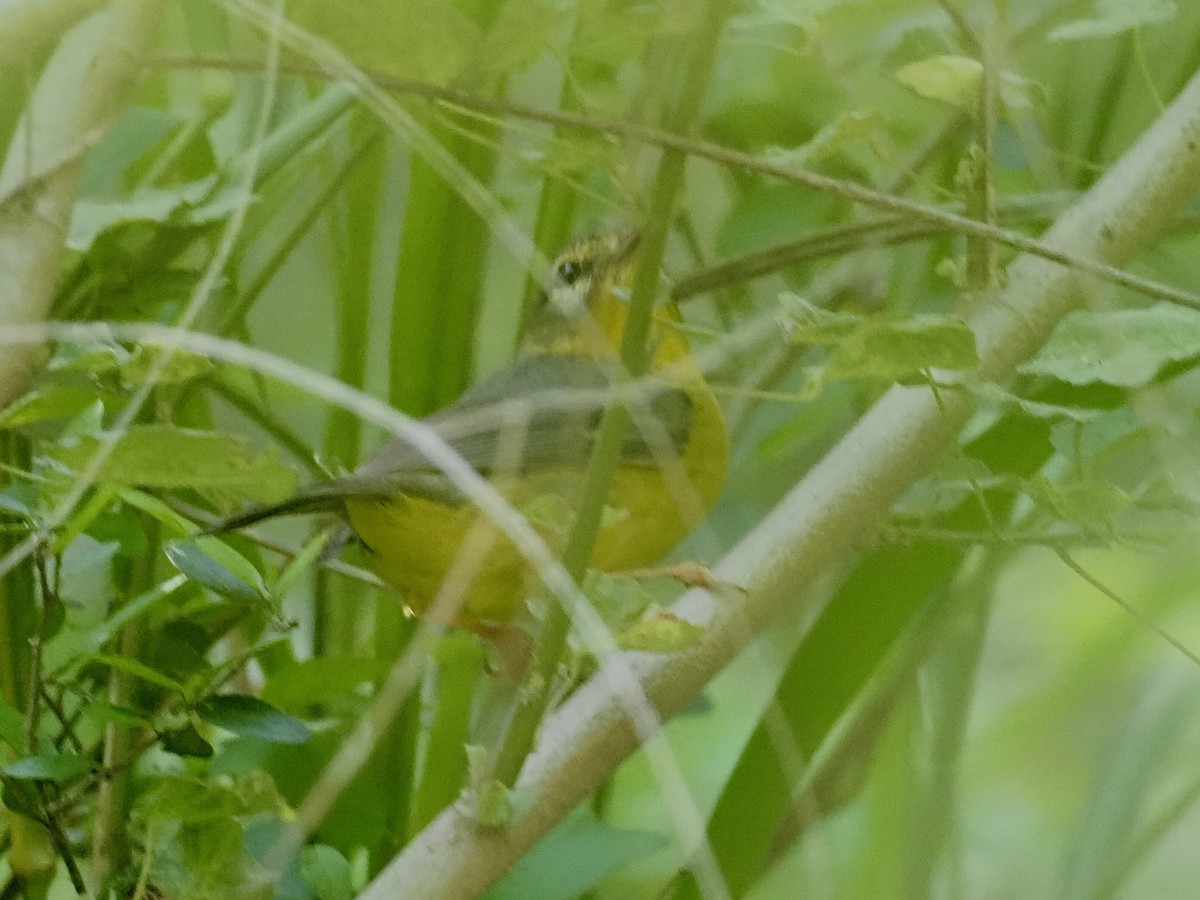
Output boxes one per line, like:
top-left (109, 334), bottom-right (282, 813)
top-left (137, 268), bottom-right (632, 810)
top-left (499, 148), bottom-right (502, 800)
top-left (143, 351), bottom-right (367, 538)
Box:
top-left (527, 229), bottom-right (687, 365)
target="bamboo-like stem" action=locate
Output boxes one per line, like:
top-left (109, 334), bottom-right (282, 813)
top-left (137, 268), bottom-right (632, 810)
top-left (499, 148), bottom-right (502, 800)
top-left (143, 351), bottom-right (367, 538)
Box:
top-left (361, 63), bottom-right (1200, 900)
top-left (90, 617), bottom-right (143, 891)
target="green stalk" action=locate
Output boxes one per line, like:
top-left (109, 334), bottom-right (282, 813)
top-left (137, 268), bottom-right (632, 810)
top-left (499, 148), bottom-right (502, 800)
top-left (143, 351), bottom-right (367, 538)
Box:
top-left (902, 589), bottom-right (992, 900)
top-left (0, 432), bottom-right (55, 887)
top-left (0, 431), bottom-right (34, 710)
top-left (217, 122), bottom-right (382, 337)
top-left (225, 81), bottom-right (356, 189)
top-left (408, 632), bottom-right (485, 835)
top-left (208, 375), bottom-right (327, 477)
top-left (315, 119), bottom-right (386, 658)
top-left (91, 518), bottom-right (157, 892)
top-left (369, 605), bottom-right (420, 867)
top-left (389, 115), bottom-right (497, 415)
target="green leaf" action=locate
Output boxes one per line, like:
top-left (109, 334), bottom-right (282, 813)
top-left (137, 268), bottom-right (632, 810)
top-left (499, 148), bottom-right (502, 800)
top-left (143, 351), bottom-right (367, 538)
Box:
top-left (194, 694), bottom-right (310, 745)
top-left (825, 316), bottom-right (979, 380)
top-left (778, 293), bottom-right (865, 344)
top-left (271, 527), bottom-right (340, 602)
top-left (79, 574), bottom-right (188, 656)
top-left (48, 341), bottom-right (128, 379)
top-left (161, 722), bottom-right (215, 759)
top-left (82, 703), bottom-right (155, 730)
top-left (583, 571), bottom-right (654, 635)
top-left (2, 752), bottom-right (94, 783)
top-left (570, 0), bottom-right (661, 67)
top-left (485, 808), bottom-right (667, 900)
top-left (60, 537), bottom-right (120, 583)
top-left (165, 539), bottom-right (267, 605)
top-left (0, 485), bottom-right (33, 519)
top-left (52, 425), bottom-right (298, 504)
top-left (895, 55), bottom-right (982, 105)
top-left (618, 609), bottom-right (705, 653)
top-left (521, 493), bottom-right (576, 541)
top-left (1020, 304), bottom-right (1200, 386)
top-left (67, 176), bottom-right (237, 252)
top-left (117, 487), bottom-right (196, 536)
top-left (176, 816), bottom-right (251, 894)
top-left (87, 653), bottom-right (185, 693)
top-left (1031, 475), bottom-right (1134, 527)
top-left (969, 382), bottom-right (1103, 422)
top-left (1048, 409), bottom-right (1152, 464)
top-left (0, 386), bottom-right (99, 428)
top-left (893, 457), bottom-right (1006, 518)
top-left (466, 744), bottom-right (513, 828)
top-left (80, 105), bottom-right (182, 195)
top-left (301, 845), bottom-right (355, 900)
top-left (1050, 0), bottom-right (1177, 41)
top-left (0, 699), bottom-right (28, 751)
top-left (781, 297), bottom-right (979, 379)
top-left (141, 775), bottom-right (239, 823)
top-left (765, 109), bottom-right (887, 168)
top-left (119, 343), bottom-right (215, 388)
top-left (261, 656), bottom-right (388, 713)
top-left (288, 0), bottom-right (479, 83)
top-left (892, 55), bottom-right (1042, 111)
top-left (480, 0), bottom-right (565, 79)
top-left (473, 779), bottom-right (513, 829)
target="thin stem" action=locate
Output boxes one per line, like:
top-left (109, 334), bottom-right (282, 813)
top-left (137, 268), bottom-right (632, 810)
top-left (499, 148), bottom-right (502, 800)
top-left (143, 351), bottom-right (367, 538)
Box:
top-left (40, 685), bottom-right (84, 754)
top-left (24, 548), bottom-right (53, 754)
top-left (1055, 549), bottom-right (1200, 670)
top-left (92, 502), bottom-right (159, 890)
top-left (90, 618), bottom-right (144, 889)
top-left (965, 14), bottom-right (1001, 291)
top-left (408, 633), bottom-right (484, 835)
top-left (207, 374), bottom-right (328, 477)
top-left (37, 804), bottom-right (86, 894)
top-left (903, 580), bottom-right (992, 899)
top-left (217, 121), bottom-right (382, 336)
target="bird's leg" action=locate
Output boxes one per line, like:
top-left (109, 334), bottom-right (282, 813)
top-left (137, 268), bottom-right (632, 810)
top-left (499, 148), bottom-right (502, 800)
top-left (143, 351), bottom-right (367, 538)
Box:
top-left (609, 560), bottom-right (730, 591)
top-left (467, 620), bottom-right (536, 682)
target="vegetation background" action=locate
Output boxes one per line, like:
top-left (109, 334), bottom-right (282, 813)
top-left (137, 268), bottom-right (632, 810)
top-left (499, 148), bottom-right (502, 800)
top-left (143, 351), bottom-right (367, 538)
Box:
top-left (2, 0), bottom-right (1200, 897)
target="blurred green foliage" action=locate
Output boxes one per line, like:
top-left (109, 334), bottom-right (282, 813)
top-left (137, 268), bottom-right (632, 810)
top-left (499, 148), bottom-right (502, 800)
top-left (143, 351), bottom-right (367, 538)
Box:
top-left (0, 0), bottom-right (1199, 897)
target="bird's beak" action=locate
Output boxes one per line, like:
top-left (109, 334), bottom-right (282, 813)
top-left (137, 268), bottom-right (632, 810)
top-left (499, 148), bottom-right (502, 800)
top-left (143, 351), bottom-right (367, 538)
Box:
top-left (614, 229), bottom-right (641, 264)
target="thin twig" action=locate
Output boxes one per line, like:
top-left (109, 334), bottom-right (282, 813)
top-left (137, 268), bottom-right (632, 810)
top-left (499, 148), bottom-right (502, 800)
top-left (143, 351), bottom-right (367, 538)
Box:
top-left (154, 53), bottom-right (1200, 313)
top-left (24, 547), bottom-right (52, 753)
top-left (1055, 549), bottom-right (1200, 669)
top-left (40, 685), bottom-right (84, 754)
top-left (36, 805), bottom-right (86, 894)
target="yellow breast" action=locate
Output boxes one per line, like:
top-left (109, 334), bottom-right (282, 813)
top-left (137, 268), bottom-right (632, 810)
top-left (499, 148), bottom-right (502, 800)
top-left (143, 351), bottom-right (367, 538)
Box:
top-left (345, 366), bottom-right (728, 626)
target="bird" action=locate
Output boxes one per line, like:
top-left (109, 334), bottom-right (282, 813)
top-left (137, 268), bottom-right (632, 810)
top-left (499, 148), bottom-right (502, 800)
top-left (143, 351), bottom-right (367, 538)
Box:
top-left (215, 230), bottom-right (729, 628)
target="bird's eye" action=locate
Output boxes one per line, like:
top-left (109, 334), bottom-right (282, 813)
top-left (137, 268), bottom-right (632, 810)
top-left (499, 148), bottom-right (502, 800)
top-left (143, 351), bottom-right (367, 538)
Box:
top-left (557, 258), bottom-right (592, 286)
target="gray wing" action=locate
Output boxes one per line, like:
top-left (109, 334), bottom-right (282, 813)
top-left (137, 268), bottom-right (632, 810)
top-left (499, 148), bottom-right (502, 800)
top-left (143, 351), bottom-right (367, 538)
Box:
top-left (212, 354), bottom-right (692, 531)
top-left (357, 354), bottom-right (693, 482)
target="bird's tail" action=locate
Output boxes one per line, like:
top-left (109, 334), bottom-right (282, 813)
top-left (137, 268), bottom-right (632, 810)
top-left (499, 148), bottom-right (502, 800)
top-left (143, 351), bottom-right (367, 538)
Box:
top-left (206, 487), bottom-right (346, 534)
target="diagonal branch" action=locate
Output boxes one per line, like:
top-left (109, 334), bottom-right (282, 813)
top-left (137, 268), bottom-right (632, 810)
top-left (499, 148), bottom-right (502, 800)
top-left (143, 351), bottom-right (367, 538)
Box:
top-left (363, 65), bottom-right (1200, 900)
